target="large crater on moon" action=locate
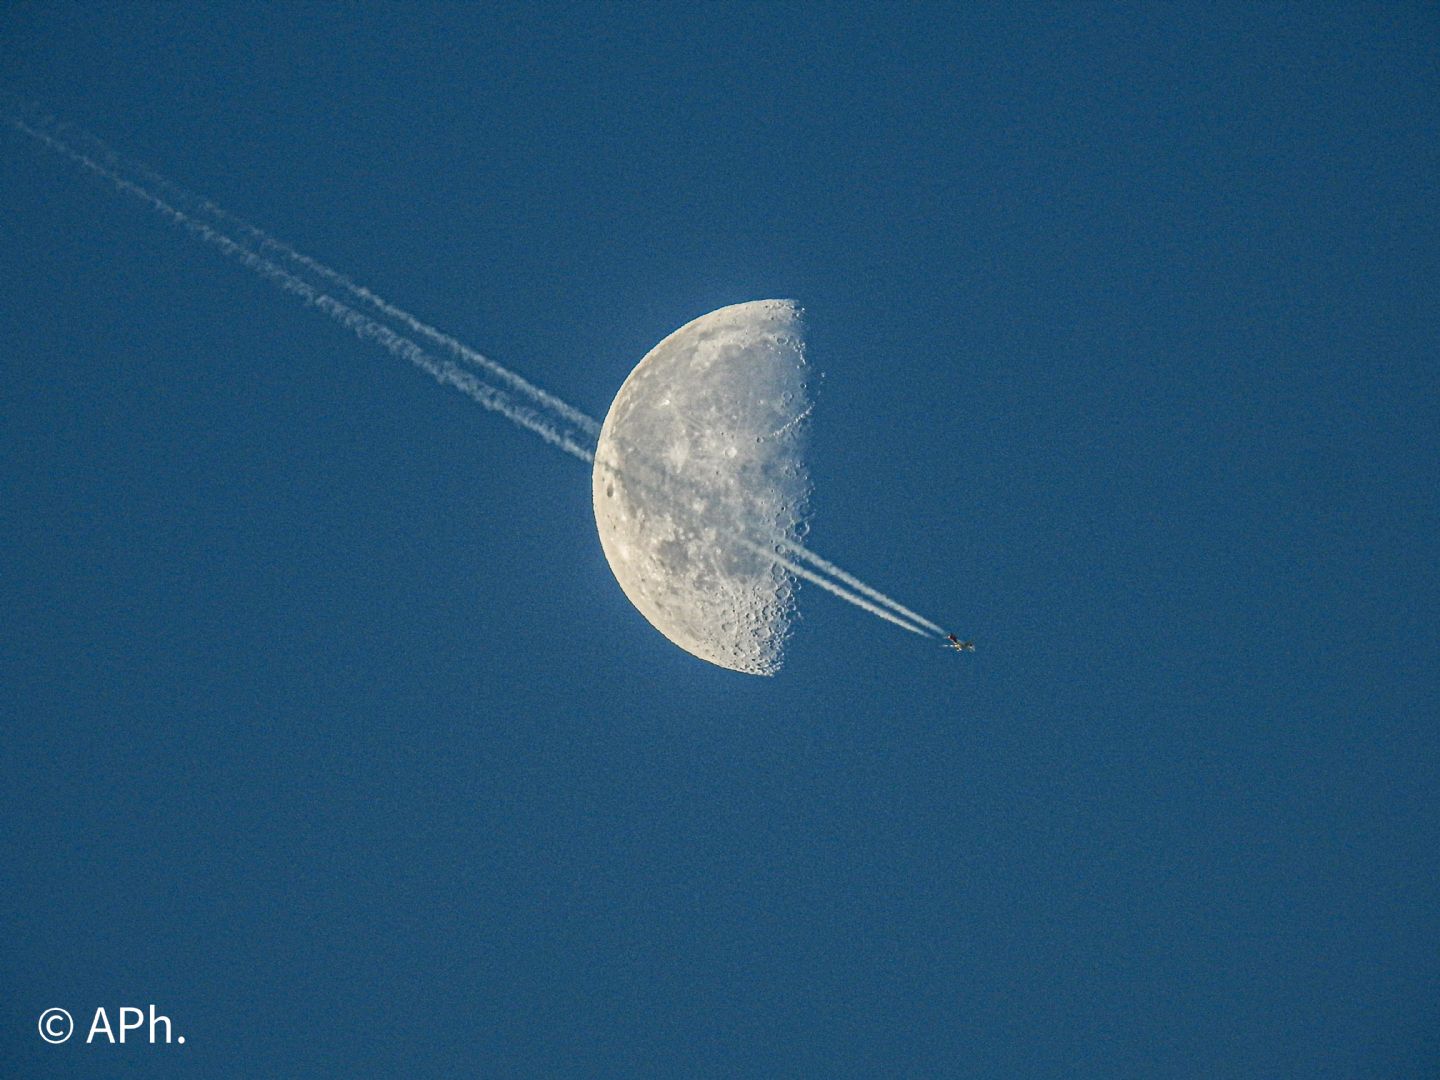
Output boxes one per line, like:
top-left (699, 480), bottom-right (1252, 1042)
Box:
top-left (593, 300), bottom-right (811, 675)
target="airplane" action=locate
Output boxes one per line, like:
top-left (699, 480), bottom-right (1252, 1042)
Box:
top-left (945, 634), bottom-right (975, 653)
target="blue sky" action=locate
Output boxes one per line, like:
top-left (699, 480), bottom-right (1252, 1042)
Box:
top-left (3, 4), bottom-right (1436, 1077)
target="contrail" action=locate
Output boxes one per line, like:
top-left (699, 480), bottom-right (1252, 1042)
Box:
top-left (5, 100), bottom-right (598, 442)
top-left (593, 447), bottom-right (937, 637)
top-left (775, 538), bottom-right (947, 636)
top-left (598, 448), bottom-right (947, 639)
top-left (3, 102), bottom-right (953, 641)
top-left (736, 538), bottom-right (930, 637)
top-left (3, 114), bottom-right (596, 462)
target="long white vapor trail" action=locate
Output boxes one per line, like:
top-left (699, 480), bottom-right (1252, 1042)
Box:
top-left (4, 114), bottom-right (596, 462)
top-left (7, 104), bottom-right (598, 443)
top-left (775, 538), bottom-right (947, 636)
top-left (167, 174), bottom-right (599, 437)
top-left (736, 538), bottom-right (930, 637)
top-left (4, 104), bottom-right (952, 640)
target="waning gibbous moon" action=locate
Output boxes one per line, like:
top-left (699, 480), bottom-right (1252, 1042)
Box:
top-left (592, 300), bottom-right (812, 675)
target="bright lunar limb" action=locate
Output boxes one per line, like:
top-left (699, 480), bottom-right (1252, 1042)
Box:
top-left (593, 300), bottom-right (811, 675)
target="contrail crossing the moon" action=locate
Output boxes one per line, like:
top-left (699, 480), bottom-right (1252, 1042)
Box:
top-left (3, 101), bottom-right (952, 645)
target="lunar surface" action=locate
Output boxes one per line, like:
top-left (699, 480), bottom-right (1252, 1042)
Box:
top-left (593, 300), bottom-right (812, 675)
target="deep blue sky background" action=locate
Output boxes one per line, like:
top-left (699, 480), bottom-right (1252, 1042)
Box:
top-left (3, 4), bottom-right (1437, 1077)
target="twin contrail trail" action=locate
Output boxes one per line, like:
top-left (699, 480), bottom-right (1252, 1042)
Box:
top-left (3, 101), bottom-right (952, 642)
top-left (775, 538), bottom-right (947, 636)
top-left (92, 133), bottom-right (602, 441)
top-left (5, 111), bottom-right (597, 463)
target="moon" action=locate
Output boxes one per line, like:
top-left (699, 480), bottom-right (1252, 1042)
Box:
top-left (593, 300), bottom-right (812, 675)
